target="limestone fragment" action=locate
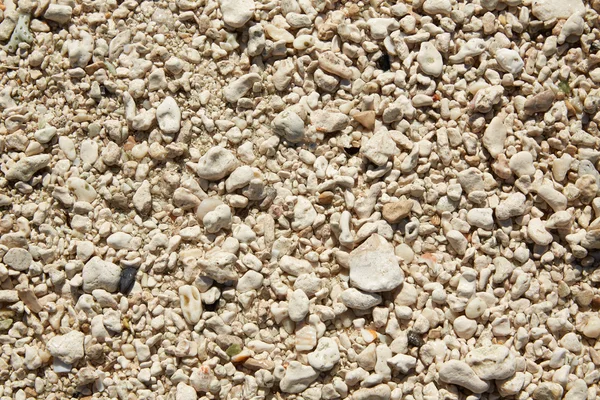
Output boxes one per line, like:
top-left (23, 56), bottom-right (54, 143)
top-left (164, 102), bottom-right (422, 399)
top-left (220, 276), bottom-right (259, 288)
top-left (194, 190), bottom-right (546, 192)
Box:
top-left (349, 234), bottom-right (404, 292)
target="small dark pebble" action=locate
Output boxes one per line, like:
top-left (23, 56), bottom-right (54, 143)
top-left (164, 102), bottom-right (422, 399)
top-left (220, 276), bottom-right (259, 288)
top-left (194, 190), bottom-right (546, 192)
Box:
top-left (119, 267), bottom-right (138, 295)
top-left (344, 146), bottom-right (360, 156)
top-left (407, 330), bottom-right (424, 348)
top-left (377, 52), bottom-right (390, 71)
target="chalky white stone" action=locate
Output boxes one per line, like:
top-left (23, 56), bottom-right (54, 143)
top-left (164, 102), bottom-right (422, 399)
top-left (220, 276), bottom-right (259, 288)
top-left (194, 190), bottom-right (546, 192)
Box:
top-left (466, 345), bottom-right (517, 380)
top-left (439, 360), bottom-right (489, 393)
top-left (196, 147), bottom-right (239, 181)
top-left (483, 116), bottom-right (507, 158)
top-left (220, 0), bottom-right (255, 28)
top-left (179, 285), bottom-right (202, 325)
top-left (82, 257), bottom-right (121, 293)
top-left (3, 248), bottom-right (32, 271)
top-left (417, 42), bottom-right (443, 77)
top-left (340, 288), bottom-right (382, 310)
top-left (5, 154), bottom-right (50, 181)
top-left (495, 48), bottom-right (524, 75)
top-left (47, 331), bottom-right (85, 365)
top-left (349, 234), bottom-right (404, 292)
top-left (531, 0), bottom-right (584, 22)
top-left (308, 337), bottom-right (340, 371)
top-left (279, 361), bottom-right (319, 393)
top-left (288, 289), bottom-right (310, 322)
top-left (156, 96), bottom-right (181, 134)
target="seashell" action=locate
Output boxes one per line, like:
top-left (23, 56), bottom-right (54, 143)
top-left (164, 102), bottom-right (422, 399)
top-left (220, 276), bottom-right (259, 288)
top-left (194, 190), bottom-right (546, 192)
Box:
top-left (179, 285), bottom-right (202, 325)
top-left (295, 324), bottom-right (317, 352)
top-left (495, 48), bottom-right (524, 75)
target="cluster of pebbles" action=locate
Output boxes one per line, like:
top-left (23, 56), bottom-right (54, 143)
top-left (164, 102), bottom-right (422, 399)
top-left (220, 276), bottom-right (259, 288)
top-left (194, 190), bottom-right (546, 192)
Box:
top-left (2, 0), bottom-right (600, 398)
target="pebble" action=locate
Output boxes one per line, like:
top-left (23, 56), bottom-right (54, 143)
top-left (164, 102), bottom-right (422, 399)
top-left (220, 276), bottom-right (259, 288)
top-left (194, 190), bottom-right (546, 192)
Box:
top-left (417, 42), bottom-right (443, 77)
top-left (466, 345), bottom-right (516, 380)
top-left (119, 267), bottom-right (137, 295)
top-left (2, 0), bottom-right (599, 397)
top-left (5, 154), bottom-right (51, 181)
top-left (495, 48), bottom-right (524, 75)
top-left (387, 354), bottom-right (417, 375)
top-left (483, 116), bottom-right (507, 158)
top-left (466, 208), bottom-right (494, 230)
top-left (509, 151), bottom-right (535, 177)
top-left (532, 0), bottom-right (585, 21)
top-left (310, 110), bottom-right (350, 133)
top-left (156, 96), bottom-right (181, 134)
top-left (179, 285), bottom-right (202, 325)
top-left (349, 234), bottom-right (404, 292)
top-left (340, 288), bottom-right (382, 310)
top-left (465, 297), bottom-right (487, 319)
top-left (223, 73), bottom-right (261, 103)
top-left (196, 147), bottom-right (239, 180)
top-left (47, 330), bottom-right (85, 365)
top-left (34, 127), bottom-right (57, 144)
top-left (524, 90), bottom-right (556, 114)
top-left (527, 218), bottom-right (553, 246)
top-left (220, 0), bottom-right (255, 28)
top-left (352, 384), bottom-right (391, 400)
top-left (308, 337), bottom-right (340, 371)
top-left (279, 361), bottom-right (319, 393)
top-left (439, 360), bottom-right (489, 394)
top-left (362, 130), bottom-right (399, 167)
top-left (533, 382), bottom-right (564, 400)
top-left (82, 257), bottom-right (122, 293)
top-left (197, 252), bottom-right (238, 283)
top-left (289, 289), bottom-right (310, 321)
top-left (107, 232), bottom-right (133, 250)
top-left (496, 193), bottom-right (528, 220)
top-left (581, 315), bottom-right (600, 338)
top-left (44, 4), bottom-right (72, 24)
top-left (272, 110), bottom-right (305, 143)
top-left (3, 248), bottom-right (32, 271)
top-left (318, 51), bottom-right (353, 80)
top-left (453, 316), bottom-right (478, 339)
top-left (382, 200), bottom-right (412, 224)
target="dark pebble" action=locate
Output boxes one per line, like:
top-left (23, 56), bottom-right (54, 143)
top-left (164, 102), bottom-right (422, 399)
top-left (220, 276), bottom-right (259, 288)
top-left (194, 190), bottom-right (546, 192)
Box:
top-left (119, 267), bottom-right (137, 295)
top-left (407, 330), bottom-right (424, 348)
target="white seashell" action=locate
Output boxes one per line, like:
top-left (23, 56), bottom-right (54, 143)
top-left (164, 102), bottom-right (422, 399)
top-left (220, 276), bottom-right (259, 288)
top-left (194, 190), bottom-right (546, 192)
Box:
top-left (495, 48), bottom-right (524, 75)
top-left (179, 285), bottom-right (202, 325)
top-left (295, 324), bottom-right (317, 351)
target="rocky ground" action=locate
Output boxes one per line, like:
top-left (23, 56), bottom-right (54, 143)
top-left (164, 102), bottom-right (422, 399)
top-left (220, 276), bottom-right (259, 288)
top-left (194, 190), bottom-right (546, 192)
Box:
top-left (1, 0), bottom-right (600, 399)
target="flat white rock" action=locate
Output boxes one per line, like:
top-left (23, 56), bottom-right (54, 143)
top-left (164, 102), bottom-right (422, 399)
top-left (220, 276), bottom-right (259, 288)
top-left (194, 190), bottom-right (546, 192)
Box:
top-left (307, 337), bottom-right (340, 371)
top-left (340, 288), bottom-right (382, 310)
top-left (532, 0), bottom-right (585, 21)
top-left (279, 361), bottom-right (319, 393)
top-left (196, 147), bottom-right (239, 180)
top-left (82, 256), bottom-right (121, 293)
top-left (466, 345), bottom-right (517, 380)
top-left (349, 234), bottom-right (404, 292)
top-left (47, 331), bottom-right (85, 365)
top-left (495, 48), bottom-right (524, 75)
top-left (220, 0), bottom-right (255, 28)
top-left (439, 360), bottom-right (489, 394)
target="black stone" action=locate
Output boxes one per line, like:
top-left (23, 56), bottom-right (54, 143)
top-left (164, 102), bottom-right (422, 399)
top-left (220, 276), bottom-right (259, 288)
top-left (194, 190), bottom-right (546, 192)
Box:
top-left (119, 267), bottom-right (137, 295)
top-left (407, 330), bottom-right (424, 348)
top-left (377, 52), bottom-right (390, 71)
